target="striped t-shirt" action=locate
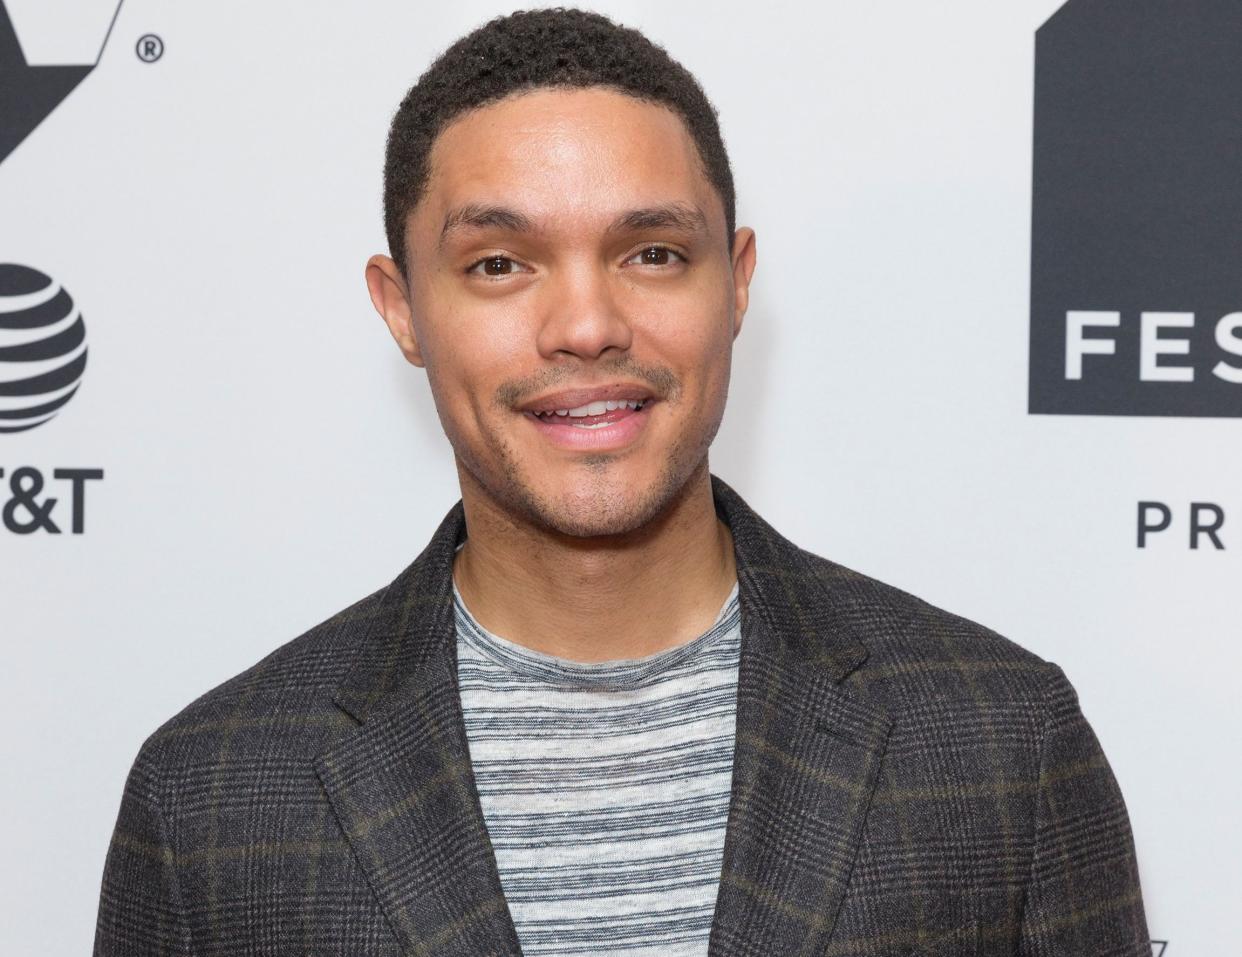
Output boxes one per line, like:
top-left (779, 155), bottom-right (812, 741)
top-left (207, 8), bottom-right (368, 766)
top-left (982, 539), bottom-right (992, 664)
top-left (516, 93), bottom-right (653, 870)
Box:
top-left (453, 578), bottom-right (742, 956)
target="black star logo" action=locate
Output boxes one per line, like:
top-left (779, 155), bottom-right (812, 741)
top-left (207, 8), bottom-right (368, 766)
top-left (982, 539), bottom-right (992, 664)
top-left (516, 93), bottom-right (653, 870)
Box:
top-left (0, 1), bottom-right (122, 165)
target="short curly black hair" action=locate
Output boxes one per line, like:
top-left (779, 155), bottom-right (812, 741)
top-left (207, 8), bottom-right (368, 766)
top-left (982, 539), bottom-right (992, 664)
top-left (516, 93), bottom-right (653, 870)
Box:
top-left (383, 7), bottom-right (736, 277)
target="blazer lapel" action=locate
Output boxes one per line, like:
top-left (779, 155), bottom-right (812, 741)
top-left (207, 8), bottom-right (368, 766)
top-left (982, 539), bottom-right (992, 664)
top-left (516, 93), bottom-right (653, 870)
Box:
top-left (314, 500), bottom-right (524, 956)
top-left (708, 475), bottom-right (893, 956)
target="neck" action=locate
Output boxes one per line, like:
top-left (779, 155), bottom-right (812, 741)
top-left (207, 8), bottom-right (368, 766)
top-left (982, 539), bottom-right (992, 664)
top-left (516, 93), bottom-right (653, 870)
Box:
top-left (451, 461), bottom-right (737, 663)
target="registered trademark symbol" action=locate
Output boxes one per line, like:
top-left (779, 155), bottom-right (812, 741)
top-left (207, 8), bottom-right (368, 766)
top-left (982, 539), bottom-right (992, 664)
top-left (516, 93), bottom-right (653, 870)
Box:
top-left (136, 34), bottom-right (164, 63)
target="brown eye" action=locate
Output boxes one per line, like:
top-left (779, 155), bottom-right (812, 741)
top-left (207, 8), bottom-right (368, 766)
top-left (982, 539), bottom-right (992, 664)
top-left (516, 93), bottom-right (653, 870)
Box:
top-left (466, 255), bottom-right (531, 280)
top-left (628, 246), bottom-right (683, 267)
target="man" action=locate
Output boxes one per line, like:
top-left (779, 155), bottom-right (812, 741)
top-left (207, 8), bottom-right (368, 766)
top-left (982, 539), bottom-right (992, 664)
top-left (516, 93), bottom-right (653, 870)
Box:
top-left (95, 8), bottom-right (1150, 956)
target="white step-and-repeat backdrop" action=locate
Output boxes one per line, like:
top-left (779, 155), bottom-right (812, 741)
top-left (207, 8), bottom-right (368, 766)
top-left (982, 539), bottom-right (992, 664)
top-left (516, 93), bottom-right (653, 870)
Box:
top-left (2, 0), bottom-right (1234, 952)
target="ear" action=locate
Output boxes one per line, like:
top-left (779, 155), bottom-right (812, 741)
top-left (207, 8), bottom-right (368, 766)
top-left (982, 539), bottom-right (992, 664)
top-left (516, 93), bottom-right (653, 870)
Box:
top-left (365, 254), bottom-right (425, 367)
top-left (729, 227), bottom-right (757, 340)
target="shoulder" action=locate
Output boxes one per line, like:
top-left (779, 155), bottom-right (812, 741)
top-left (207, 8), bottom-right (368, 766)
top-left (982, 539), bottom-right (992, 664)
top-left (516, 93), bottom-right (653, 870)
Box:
top-left (129, 582), bottom-right (389, 779)
top-left (796, 544), bottom-right (1065, 721)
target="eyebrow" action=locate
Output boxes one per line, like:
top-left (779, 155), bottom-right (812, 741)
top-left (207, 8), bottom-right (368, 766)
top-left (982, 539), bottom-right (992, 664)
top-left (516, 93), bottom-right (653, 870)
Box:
top-left (438, 201), bottom-right (709, 249)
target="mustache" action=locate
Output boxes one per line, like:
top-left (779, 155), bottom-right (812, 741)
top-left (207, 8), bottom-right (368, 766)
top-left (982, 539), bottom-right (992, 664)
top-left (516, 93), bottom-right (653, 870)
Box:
top-left (495, 357), bottom-right (681, 408)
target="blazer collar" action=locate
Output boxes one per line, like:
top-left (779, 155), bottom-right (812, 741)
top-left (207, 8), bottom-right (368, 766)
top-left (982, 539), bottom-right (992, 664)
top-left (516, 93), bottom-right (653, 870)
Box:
top-left (315, 474), bottom-right (892, 956)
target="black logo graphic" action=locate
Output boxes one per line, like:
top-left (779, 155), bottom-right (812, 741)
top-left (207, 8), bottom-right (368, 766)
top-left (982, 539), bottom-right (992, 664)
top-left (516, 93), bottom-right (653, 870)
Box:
top-left (0, 0), bottom-right (124, 165)
top-left (1031, 0), bottom-right (1242, 417)
top-left (0, 264), bottom-right (88, 433)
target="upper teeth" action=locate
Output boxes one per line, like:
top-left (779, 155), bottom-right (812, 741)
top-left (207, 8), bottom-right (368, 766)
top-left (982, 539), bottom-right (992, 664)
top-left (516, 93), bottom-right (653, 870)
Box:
top-left (537, 399), bottom-right (644, 418)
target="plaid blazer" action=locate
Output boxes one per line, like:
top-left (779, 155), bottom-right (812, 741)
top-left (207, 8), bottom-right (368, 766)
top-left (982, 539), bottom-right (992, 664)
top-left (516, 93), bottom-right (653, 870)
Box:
top-left (95, 474), bottom-right (1150, 956)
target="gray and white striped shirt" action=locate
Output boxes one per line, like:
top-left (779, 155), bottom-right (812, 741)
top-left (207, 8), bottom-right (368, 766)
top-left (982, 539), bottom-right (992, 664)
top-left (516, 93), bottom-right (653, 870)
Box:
top-left (453, 579), bottom-right (742, 956)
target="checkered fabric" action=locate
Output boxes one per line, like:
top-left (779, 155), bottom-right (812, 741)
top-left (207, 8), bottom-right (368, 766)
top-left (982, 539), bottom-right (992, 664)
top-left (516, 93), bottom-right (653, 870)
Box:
top-left (94, 474), bottom-right (1150, 956)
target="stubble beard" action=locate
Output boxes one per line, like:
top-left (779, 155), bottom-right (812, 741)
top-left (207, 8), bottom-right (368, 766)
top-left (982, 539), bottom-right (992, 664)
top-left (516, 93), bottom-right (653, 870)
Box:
top-left (454, 401), bottom-right (725, 540)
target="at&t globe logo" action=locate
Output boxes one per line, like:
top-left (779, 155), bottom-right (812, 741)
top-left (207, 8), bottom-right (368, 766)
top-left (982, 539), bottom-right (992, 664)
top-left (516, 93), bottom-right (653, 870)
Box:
top-left (0, 263), bottom-right (88, 433)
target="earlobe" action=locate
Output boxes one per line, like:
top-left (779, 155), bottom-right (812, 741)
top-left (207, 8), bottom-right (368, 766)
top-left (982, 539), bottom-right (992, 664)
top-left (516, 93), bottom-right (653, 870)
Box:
top-left (365, 254), bottom-right (425, 367)
top-left (730, 228), bottom-right (757, 339)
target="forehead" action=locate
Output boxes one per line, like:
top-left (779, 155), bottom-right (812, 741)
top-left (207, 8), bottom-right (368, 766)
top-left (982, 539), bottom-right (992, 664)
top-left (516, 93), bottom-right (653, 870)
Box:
top-left (415, 86), bottom-right (719, 237)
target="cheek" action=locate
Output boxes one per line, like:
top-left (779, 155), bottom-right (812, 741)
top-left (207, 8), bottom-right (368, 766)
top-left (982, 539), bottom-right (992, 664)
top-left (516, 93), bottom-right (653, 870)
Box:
top-left (647, 301), bottom-right (733, 392)
top-left (417, 298), bottom-right (526, 405)
top-left (682, 315), bottom-right (736, 416)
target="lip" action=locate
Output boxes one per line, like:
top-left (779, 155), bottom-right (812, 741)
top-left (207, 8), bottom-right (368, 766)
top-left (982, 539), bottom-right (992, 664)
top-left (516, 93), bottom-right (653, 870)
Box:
top-left (523, 400), bottom-right (655, 452)
top-left (517, 383), bottom-right (656, 414)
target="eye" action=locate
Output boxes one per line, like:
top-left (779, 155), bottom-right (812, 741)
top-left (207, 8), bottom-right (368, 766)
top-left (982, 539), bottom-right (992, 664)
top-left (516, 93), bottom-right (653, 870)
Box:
top-left (466, 255), bottom-right (528, 277)
top-left (627, 245), bottom-right (685, 267)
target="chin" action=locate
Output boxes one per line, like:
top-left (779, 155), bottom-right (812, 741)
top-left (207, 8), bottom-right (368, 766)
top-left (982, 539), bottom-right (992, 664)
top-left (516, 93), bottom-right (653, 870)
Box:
top-left (527, 449), bottom-right (709, 539)
top-left (546, 500), bottom-right (656, 538)
top-left (527, 471), bottom-right (664, 538)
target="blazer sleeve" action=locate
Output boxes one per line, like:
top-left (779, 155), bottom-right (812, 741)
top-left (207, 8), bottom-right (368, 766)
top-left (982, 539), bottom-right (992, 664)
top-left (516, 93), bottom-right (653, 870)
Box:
top-left (1017, 663), bottom-right (1151, 956)
top-left (94, 740), bottom-right (194, 956)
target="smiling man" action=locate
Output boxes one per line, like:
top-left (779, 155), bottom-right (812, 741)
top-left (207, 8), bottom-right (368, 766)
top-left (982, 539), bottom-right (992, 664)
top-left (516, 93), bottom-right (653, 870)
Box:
top-left (95, 8), bottom-right (1150, 956)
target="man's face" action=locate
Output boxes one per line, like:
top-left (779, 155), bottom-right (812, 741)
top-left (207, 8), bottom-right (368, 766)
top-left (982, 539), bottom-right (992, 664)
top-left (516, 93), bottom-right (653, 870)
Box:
top-left (368, 86), bottom-right (756, 538)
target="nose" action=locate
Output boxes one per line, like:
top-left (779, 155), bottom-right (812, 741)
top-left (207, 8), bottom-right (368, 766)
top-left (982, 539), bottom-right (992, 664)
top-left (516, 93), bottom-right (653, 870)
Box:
top-left (534, 262), bottom-right (633, 360)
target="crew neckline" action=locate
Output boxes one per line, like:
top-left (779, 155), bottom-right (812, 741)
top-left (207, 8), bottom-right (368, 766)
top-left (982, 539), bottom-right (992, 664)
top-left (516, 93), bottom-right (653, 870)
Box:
top-left (452, 579), bottom-right (741, 689)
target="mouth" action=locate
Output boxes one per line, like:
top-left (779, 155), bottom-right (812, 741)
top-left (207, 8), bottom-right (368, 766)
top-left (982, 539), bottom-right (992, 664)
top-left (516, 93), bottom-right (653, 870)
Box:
top-left (524, 397), bottom-right (649, 429)
top-left (521, 396), bottom-right (656, 451)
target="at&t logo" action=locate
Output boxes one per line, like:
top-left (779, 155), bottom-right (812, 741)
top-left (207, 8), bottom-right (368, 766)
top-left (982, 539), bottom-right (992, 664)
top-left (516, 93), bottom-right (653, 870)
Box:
top-left (1, 264), bottom-right (105, 535)
top-left (0, 263), bottom-right (88, 432)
